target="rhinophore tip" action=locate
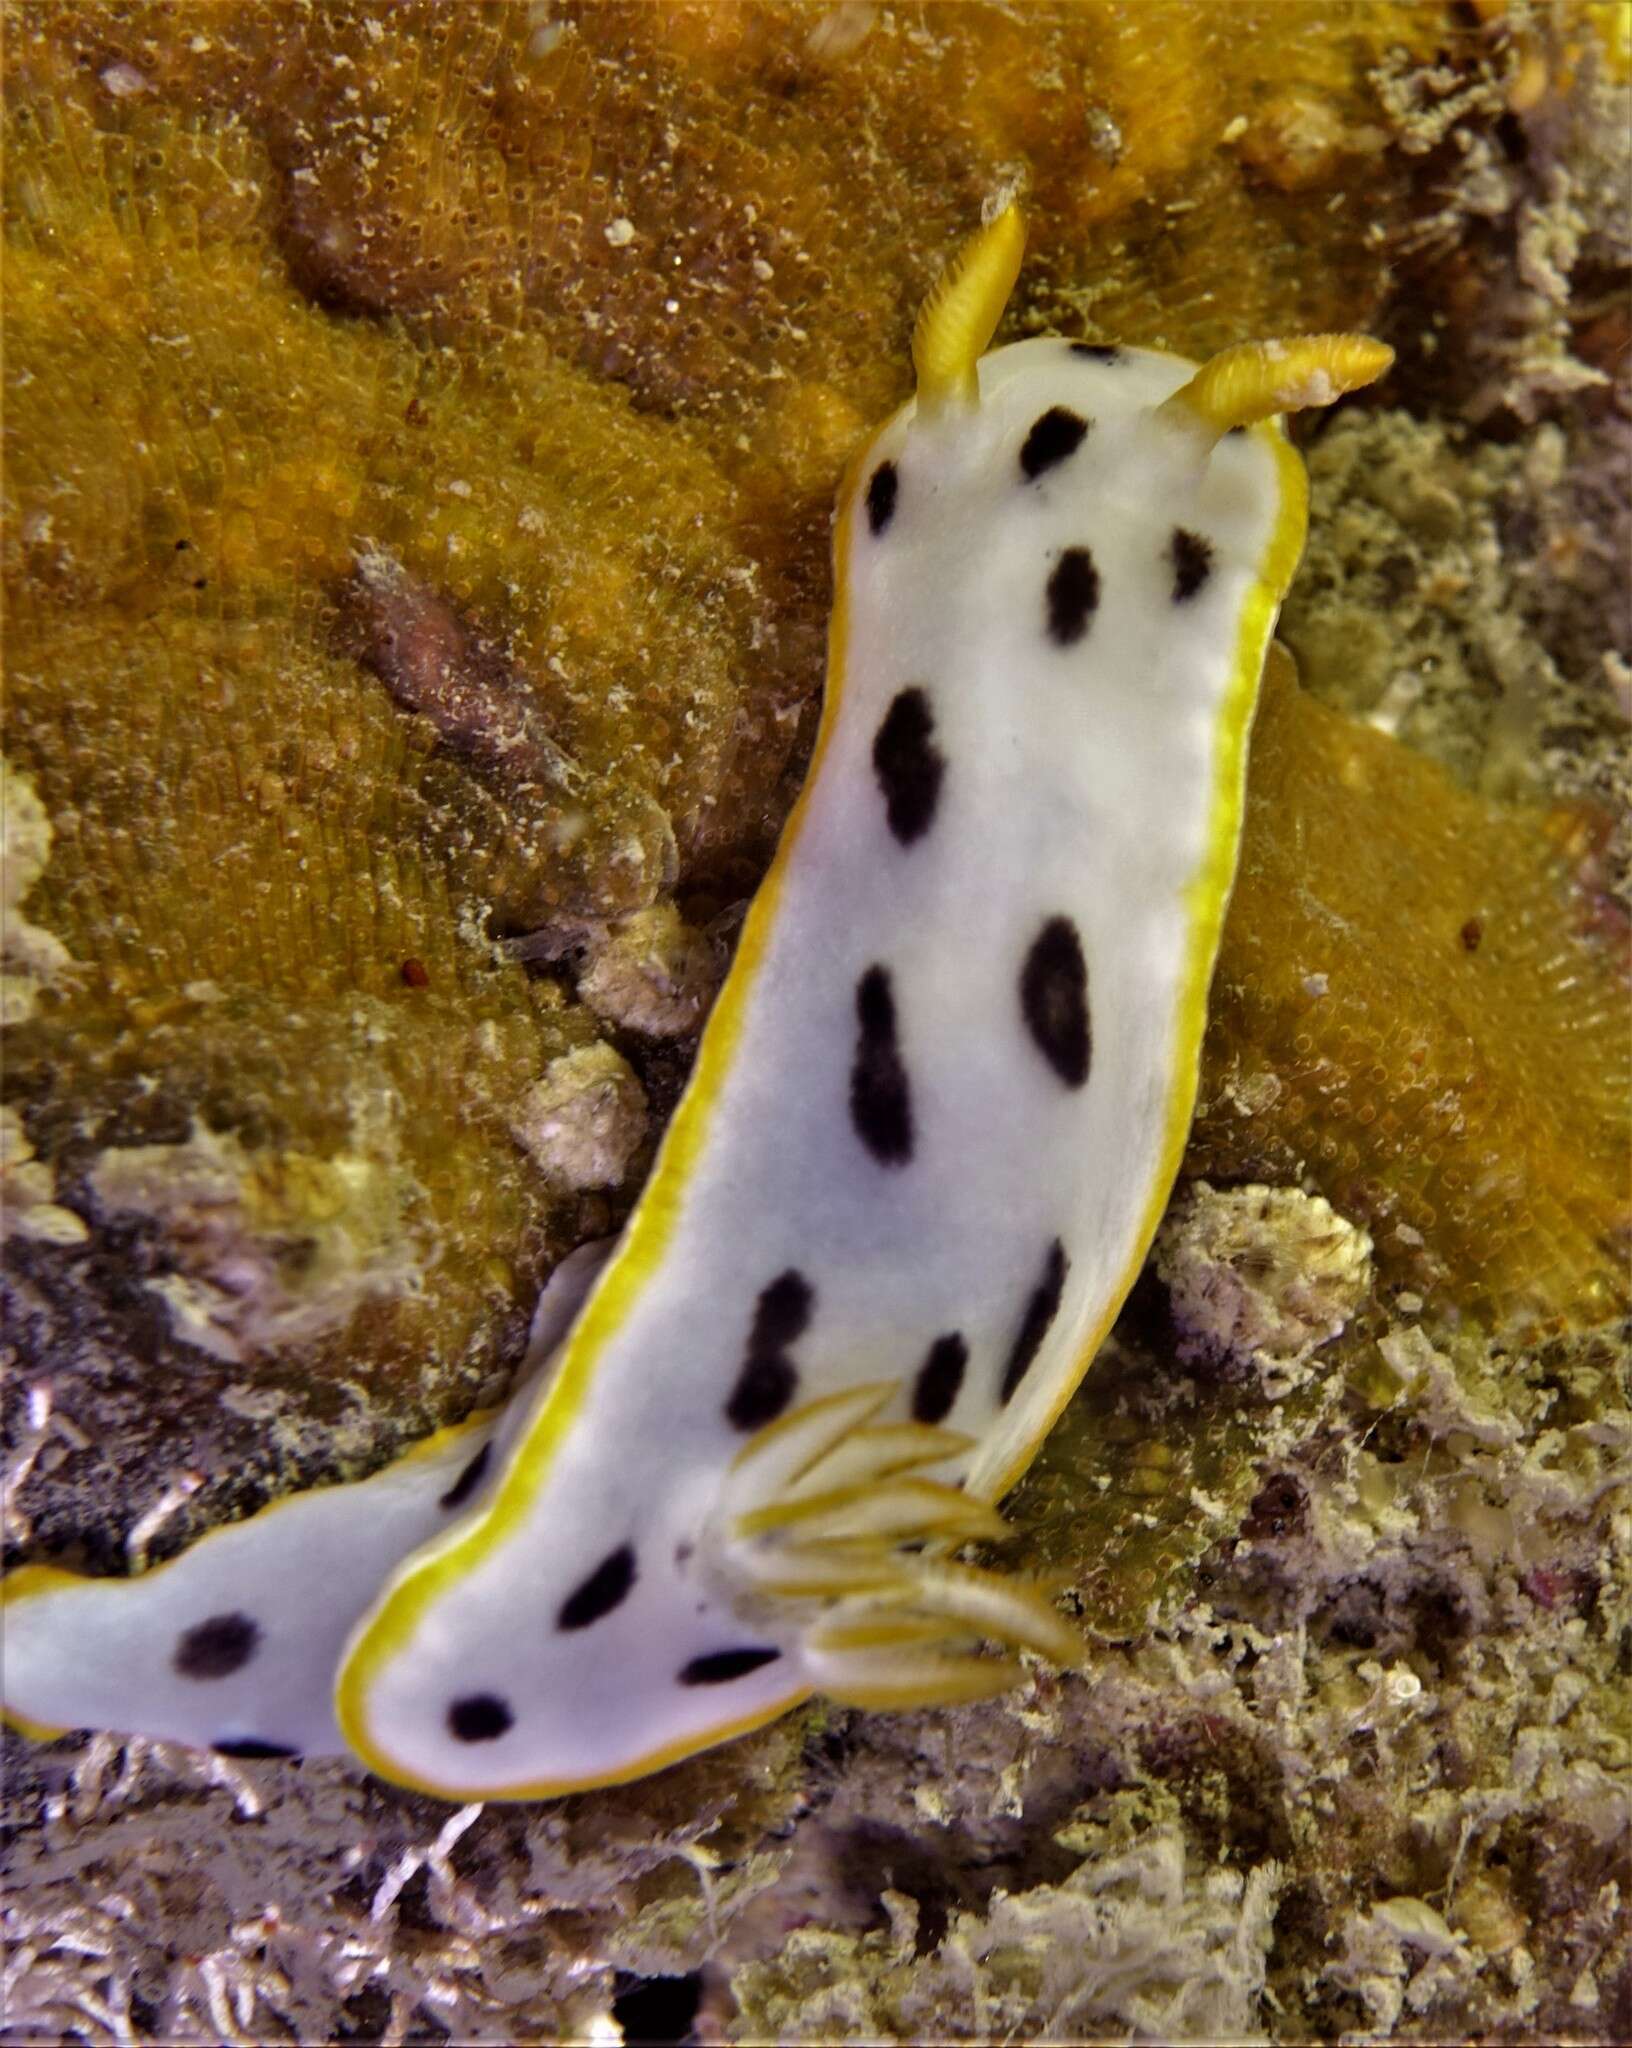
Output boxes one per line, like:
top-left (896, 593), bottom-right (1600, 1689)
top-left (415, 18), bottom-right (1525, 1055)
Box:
top-left (912, 202), bottom-right (1026, 419)
top-left (1158, 333), bottom-right (1395, 447)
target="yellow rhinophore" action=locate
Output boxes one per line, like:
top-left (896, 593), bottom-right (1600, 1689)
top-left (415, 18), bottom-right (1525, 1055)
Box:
top-left (1160, 333), bottom-right (1395, 444)
top-left (911, 200), bottom-right (1027, 416)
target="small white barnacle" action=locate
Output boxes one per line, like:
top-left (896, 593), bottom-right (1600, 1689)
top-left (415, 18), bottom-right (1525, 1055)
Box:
top-left (2, 207), bottom-right (1390, 1798)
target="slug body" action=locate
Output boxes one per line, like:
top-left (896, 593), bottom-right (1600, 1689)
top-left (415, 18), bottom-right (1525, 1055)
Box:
top-left (0, 1238), bottom-right (612, 1758)
top-left (2, 211), bottom-right (1389, 1797)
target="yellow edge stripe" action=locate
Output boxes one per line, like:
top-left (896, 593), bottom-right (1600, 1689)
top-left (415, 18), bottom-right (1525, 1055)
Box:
top-left (0, 1410), bottom-right (497, 1747)
top-left (332, 1680), bottom-right (815, 1804)
top-left (2, 1706), bottom-right (72, 1743)
top-left (981, 420), bottom-right (1309, 1505)
top-left (1, 1565), bottom-right (83, 1740)
top-left (336, 427), bottom-right (886, 1788)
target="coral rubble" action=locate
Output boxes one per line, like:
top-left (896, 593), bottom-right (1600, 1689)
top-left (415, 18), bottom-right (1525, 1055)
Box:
top-left (1156, 1181), bottom-right (1375, 1395)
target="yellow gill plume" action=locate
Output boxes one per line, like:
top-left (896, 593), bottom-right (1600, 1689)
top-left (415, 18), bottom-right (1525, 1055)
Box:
top-left (912, 201), bottom-right (1026, 419)
top-left (716, 1378), bottom-right (1080, 1709)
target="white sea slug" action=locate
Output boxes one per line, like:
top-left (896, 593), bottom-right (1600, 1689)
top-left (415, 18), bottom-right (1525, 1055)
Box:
top-left (1, 207), bottom-right (1390, 1797)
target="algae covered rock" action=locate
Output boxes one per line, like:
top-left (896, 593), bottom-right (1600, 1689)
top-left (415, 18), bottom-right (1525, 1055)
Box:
top-left (0, 759), bottom-right (73, 1028)
top-left (510, 1041), bottom-right (649, 1193)
top-left (729, 1790), bottom-right (1284, 2044)
top-left (85, 1117), bottom-right (422, 1366)
top-left (1156, 1181), bottom-right (1374, 1393)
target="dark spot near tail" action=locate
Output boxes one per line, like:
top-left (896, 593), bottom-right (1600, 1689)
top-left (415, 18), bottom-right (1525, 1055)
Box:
top-left (212, 1736), bottom-right (300, 1760)
top-left (448, 1692), bottom-right (512, 1742)
top-left (678, 1646), bottom-right (783, 1685)
top-left (1001, 1239), bottom-right (1070, 1403)
top-left (1019, 916), bottom-right (1091, 1087)
top-left (726, 1271), bottom-right (814, 1430)
top-left (1069, 343), bottom-right (1123, 364)
top-left (557, 1544), bottom-right (638, 1631)
top-left (174, 1612), bottom-right (260, 1681)
top-left (912, 1333), bottom-right (968, 1425)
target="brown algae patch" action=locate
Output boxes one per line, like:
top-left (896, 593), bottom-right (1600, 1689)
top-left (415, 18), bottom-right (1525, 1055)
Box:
top-left (1193, 652), bottom-right (1630, 1338)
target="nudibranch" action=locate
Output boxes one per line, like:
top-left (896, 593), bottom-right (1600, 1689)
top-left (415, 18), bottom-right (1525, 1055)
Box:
top-left (2, 206), bottom-right (1390, 1798)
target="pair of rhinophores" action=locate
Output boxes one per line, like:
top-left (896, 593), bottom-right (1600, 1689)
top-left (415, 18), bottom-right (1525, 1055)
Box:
top-left (2, 207), bottom-right (1390, 1798)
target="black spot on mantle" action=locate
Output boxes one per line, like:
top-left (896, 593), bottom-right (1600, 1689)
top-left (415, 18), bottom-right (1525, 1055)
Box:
top-left (850, 964), bottom-right (914, 1166)
top-left (872, 686), bottom-right (945, 847)
top-left (1170, 527), bottom-right (1215, 603)
top-left (726, 1270), bottom-right (814, 1431)
top-left (678, 1646), bottom-right (783, 1685)
top-left (448, 1692), bottom-right (513, 1742)
top-left (912, 1332), bottom-right (968, 1425)
top-left (866, 461), bottom-right (899, 536)
top-left (1001, 1239), bottom-right (1070, 1403)
top-left (439, 1441), bottom-right (492, 1512)
top-left (557, 1543), bottom-right (638, 1631)
top-left (1045, 547), bottom-right (1100, 647)
top-left (1019, 916), bottom-right (1092, 1088)
top-left (174, 1612), bottom-right (260, 1681)
top-left (1019, 406), bottom-right (1091, 482)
